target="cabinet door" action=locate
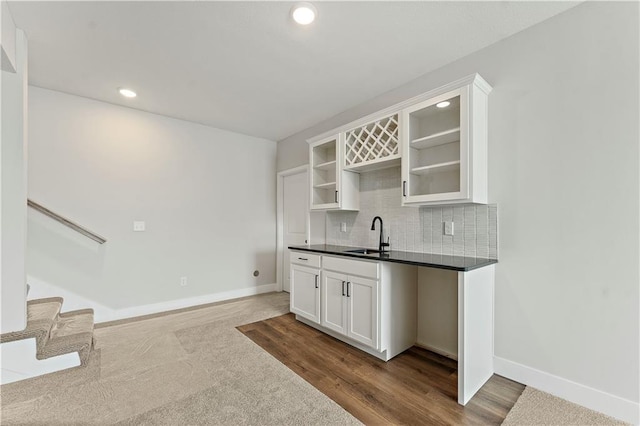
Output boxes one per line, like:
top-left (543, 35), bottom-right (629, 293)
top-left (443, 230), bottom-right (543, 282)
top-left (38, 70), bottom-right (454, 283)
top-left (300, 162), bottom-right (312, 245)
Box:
top-left (346, 276), bottom-right (379, 349)
top-left (401, 86), bottom-right (470, 205)
top-left (321, 271), bottom-right (348, 335)
top-left (290, 264), bottom-right (320, 324)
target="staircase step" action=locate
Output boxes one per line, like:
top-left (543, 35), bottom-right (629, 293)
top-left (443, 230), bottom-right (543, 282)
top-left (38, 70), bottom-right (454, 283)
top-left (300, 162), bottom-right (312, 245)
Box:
top-left (39, 309), bottom-right (95, 365)
top-left (0, 297), bottom-right (63, 346)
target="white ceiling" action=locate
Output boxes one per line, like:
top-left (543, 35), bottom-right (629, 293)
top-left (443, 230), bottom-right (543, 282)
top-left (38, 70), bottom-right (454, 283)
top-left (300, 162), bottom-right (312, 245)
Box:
top-left (8, 1), bottom-right (579, 141)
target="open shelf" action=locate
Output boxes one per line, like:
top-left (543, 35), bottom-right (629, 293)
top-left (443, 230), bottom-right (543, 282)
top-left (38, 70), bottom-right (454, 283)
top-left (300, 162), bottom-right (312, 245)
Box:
top-left (315, 160), bottom-right (337, 171)
top-left (311, 137), bottom-right (340, 208)
top-left (411, 127), bottom-right (460, 149)
top-left (345, 155), bottom-right (401, 172)
top-left (314, 181), bottom-right (337, 189)
top-left (410, 160), bottom-right (460, 175)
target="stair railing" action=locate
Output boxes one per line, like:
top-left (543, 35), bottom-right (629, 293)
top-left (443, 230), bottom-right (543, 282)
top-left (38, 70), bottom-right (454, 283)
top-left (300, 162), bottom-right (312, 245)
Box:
top-left (27, 199), bottom-right (107, 244)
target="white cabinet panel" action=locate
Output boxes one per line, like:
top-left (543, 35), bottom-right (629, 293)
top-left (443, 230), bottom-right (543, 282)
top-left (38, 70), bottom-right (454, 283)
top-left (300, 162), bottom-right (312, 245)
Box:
top-left (290, 264), bottom-right (320, 324)
top-left (347, 276), bottom-right (378, 348)
top-left (289, 252), bottom-right (321, 269)
top-left (320, 264), bottom-right (379, 350)
top-left (323, 255), bottom-right (379, 279)
top-left (321, 271), bottom-right (347, 335)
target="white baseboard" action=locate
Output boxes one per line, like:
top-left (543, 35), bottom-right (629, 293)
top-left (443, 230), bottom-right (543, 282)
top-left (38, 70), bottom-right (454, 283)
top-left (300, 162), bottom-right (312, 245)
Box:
top-left (494, 356), bottom-right (639, 425)
top-left (105, 283), bottom-right (279, 323)
top-left (27, 277), bottom-right (279, 324)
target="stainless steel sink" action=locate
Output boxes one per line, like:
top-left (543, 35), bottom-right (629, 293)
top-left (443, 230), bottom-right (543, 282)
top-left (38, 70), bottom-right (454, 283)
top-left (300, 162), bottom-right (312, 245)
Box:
top-left (345, 248), bottom-right (381, 255)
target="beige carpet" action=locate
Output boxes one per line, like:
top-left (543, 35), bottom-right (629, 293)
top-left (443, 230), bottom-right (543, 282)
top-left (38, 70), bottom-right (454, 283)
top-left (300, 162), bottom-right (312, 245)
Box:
top-left (0, 292), bottom-right (360, 425)
top-left (502, 387), bottom-right (629, 426)
top-left (2, 292), bottom-right (627, 425)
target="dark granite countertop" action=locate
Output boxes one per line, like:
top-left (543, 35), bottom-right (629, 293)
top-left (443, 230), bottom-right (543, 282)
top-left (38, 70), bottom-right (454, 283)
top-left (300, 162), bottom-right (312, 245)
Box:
top-left (288, 244), bottom-right (497, 272)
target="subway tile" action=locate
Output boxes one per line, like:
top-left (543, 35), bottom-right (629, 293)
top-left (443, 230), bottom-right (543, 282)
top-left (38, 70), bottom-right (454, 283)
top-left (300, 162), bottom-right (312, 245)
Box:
top-left (476, 205), bottom-right (489, 231)
top-left (421, 208), bottom-right (432, 253)
top-left (412, 209), bottom-right (423, 253)
top-left (431, 208), bottom-right (443, 254)
top-left (397, 216), bottom-right (406, 251)
top-left (463, 206), bottom-right (476, 257)
top-left (489, 204), bottom-right (498, 259)
top-left (453, 206), bottom-right (464, 226)
top-left (323, 169), bottom-right (499, 258)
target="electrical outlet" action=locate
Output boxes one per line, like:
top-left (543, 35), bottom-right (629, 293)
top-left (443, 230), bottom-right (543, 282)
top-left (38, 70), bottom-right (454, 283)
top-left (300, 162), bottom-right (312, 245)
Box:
top-left (180, 276), bottom-right (188, 287)
top-left (133, 221), bottom-right (145, 232)
top-left (341, 222), bottom-right (347, 232)
top-left (443, 221), bottom-right (454, 236)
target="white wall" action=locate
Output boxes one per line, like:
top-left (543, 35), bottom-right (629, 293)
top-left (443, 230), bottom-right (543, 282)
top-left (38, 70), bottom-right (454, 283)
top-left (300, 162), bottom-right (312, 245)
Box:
top-left (276, 2), bottom-right (639, 420)
top-left (1, 0), bottom-right (17, 72)
top-left (27, 87), bottom-right (277, 311)
top-left (0, 27), bottom-right (27, 333)
top-left (416, 268), bottom-right (458, 359)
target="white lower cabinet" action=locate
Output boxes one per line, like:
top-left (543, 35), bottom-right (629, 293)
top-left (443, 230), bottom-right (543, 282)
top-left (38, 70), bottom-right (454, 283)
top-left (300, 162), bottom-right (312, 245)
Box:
top-left (346, 275), bottom-right (378, 348)
top-left (291, 251), bottom-right (416, 361)
top-left (321, 270), bottom-right (378, 349)
top-left (290, 263), bottom-right (320, 324)
top-left (290, 250), bottom-right (496, 406)
top-left (321, 271), bottom-right (348, 335)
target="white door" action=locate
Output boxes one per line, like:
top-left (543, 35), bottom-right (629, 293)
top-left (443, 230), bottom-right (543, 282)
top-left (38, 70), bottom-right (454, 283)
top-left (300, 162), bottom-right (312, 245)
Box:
top-left (347, 276), bottom-right (379, 349)
top-left (321, 271), bottom-right (347, 335)
top-left (290, 264), bottom-right (320, 324)
top-left (283, 170), bottom-right (309, 292)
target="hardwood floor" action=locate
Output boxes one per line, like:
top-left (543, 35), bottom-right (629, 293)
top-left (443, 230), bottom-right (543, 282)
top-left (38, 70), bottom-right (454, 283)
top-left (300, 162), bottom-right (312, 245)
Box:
top-left (238, 313), bottom-right (525, 425)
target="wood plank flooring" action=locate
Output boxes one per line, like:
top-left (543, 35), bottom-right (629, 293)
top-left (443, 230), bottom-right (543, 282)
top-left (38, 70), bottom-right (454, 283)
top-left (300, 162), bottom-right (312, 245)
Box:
top-left (238, 313), bottom-right (525, 425)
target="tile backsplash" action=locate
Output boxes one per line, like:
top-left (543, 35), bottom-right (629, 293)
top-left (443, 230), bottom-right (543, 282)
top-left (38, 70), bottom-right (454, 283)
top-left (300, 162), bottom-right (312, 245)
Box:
top-left (325, 167), bottom-right (498, 259)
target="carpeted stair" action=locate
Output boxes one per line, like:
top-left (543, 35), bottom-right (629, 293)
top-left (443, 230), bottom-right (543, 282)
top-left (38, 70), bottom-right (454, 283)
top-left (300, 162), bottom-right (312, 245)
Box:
top-left (0, 297), bottom-right (95, 365)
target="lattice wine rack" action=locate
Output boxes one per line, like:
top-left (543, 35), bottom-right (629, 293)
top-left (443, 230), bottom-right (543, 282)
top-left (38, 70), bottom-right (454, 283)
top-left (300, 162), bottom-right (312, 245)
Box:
top-left (345, 114), bottom-right (399, 169)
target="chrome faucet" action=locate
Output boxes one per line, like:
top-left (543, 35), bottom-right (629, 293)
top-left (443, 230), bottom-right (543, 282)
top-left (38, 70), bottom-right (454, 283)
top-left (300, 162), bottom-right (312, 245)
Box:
top-left (370, 216), bottom-right (390, 253)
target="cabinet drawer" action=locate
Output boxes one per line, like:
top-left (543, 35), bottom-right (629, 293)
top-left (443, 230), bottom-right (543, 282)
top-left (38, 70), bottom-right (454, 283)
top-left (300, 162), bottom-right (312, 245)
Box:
top-left (290, 251), bottom-right (321, 268)
top-left (322, 255), bottom-right (379, 279)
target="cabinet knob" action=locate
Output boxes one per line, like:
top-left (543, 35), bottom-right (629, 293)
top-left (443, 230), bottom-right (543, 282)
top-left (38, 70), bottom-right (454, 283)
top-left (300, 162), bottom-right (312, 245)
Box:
top-left (346, 282), bottom-right (351, 297)
top-left (315, 275), bottom-right (319, 289)
top-left (342, 281), bottom-right (346, 296)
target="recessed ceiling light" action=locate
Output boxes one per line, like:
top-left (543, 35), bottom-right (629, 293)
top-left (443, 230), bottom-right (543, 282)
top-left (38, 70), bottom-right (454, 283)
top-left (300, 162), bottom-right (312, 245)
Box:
top-left (291, 2), bottom-right (317, 25)
top-left (436, 101), bottom-right (450, 108)
top-left (119, 88), bottom-right (137, 98)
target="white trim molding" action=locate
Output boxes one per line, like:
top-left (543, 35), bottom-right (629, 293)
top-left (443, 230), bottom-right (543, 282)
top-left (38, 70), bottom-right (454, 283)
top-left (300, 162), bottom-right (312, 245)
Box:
top-left (27, 276), bottom-right (278, 324)
top-left (494, 356), bottom-right (639, 425)
top-left (109, 283), bottom-right (278, 322)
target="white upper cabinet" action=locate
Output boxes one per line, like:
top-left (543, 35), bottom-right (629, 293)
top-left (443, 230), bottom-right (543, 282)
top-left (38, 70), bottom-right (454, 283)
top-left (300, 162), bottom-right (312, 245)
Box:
top-left (308, 74), bottom-right (491, 209)
top-left (401, 75), bottom-right (491, 205)
top-left (309, 134), bottom-right (359, 211)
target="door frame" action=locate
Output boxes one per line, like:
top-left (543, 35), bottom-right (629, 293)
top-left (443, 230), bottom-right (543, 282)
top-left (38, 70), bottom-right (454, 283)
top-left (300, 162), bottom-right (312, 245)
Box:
top-left (276, 165), bottom-right (310, 292)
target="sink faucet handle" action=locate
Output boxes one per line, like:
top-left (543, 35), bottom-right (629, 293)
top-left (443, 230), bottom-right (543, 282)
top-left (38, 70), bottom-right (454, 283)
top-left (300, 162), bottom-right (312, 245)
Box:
top-left (381, 236), bottom-right (390, 251)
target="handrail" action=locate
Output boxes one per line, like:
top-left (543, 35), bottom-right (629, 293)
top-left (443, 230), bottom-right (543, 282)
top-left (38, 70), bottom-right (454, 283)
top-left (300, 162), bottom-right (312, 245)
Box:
top-left (27, 199), bottom-right (107, 244)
